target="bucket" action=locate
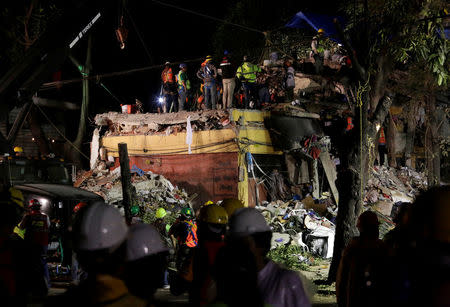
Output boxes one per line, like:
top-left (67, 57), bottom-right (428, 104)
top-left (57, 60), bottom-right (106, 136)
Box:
top-left (121, 104), bottom-right (133, 114)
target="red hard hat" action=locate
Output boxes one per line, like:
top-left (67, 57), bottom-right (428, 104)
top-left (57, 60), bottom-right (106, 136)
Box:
top-left (73, 202), bottom-right (88, 213)
top-left (29, 199), bottom-right (41, 209)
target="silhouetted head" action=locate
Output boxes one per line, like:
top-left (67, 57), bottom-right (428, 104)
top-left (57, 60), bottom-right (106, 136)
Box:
top-left (357, 211), bottom-right (380, 239)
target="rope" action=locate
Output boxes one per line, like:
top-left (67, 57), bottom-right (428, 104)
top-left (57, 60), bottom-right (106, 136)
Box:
top-left (98, 82), bottom-right (125, 105)
top-left (34, 104), bottom-right (90, 160)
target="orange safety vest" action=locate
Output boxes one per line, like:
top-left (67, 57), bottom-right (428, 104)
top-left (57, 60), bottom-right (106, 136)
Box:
top-left (379, 127), bottom-right (386, 145)
top-left (346, 116), bottom-right (354, 131)
top-left (184, 220), bottom-right (198, 248)
top-left (162, 68), bottom-right (174, 84)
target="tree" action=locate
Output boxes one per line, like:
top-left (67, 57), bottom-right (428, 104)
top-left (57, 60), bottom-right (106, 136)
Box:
top-left (328, 0), bottom-right (448, 281)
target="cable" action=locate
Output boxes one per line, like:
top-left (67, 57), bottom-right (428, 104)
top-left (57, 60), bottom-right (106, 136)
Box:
top-left (35, 104), bottom-right (90, 161)
top-left (97, 81), bottom-right (125, 105)
top-left (40, 57), bottom-right (205, 90)
top-left (124, 6), bottom-right (153, 64)
top-left (149, 0), bottom-right (265, 35)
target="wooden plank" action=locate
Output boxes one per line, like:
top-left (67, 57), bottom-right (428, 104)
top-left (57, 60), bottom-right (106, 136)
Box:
top-left (319, 151), bottom-right (339, 205)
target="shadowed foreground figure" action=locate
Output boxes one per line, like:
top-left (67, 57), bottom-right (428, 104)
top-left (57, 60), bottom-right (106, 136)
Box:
top-left (46, 202), bottom-right (147, 307)
top-left (336, 210), bottom-right (389, 307)
top-left (385, 186), bottom-right (450, 307)
top-left (124, 223), bottom-right (169, 305)
top-left (225, 208), bottom-right (310, 307)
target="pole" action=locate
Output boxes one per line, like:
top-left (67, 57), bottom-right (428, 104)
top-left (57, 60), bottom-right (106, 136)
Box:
top-left (118, 142), bottom-right (134, 225)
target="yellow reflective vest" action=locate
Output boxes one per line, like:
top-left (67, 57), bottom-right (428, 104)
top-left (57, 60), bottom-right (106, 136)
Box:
top-left (236, 62), bottom-right (261, 83)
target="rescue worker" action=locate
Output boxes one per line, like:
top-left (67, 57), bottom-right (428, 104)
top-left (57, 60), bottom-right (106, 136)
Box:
top-left (219, 50), bottom-right (236, 109)
top-left (0, 188), bottom-right (42, 305)
top-left (191, 204), bottom-right (228, 306)
top-left (161, 61), bottom-right (177, 113)
top-left (153, 207), bottom-right (172, 289)
top-left (227, 208), bottom-right (311, 307)
top-left (13, 146), bottom-right (24, 157)
top-left (168, 207), bottom-right (198, 295)
top-left (19, 199), bottom-right (51, 289)
top-left (47, 202), bottom-right (147, 307)
top-left (336, 211), bottom-right (389, 307)
top-left (236, 56), bottom-right (261, 109)
top-left (377, 126), bottom-right (387, 166)
top-left (177, 63), bottom-right (191, 111)
top-left (197, 55), bottom-right (218, 110)
top-left (220, 198), bottom-right (244, 218)
top-left (311, 28), bottom-right (326, 74)
top-left (124, 223), bottom-right (169, 303)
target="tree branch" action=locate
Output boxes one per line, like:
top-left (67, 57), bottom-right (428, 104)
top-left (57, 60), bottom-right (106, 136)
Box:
top-left (370, 93), bottom-right (394, 128)
top-left (333, 18), bottom-right (366, 81)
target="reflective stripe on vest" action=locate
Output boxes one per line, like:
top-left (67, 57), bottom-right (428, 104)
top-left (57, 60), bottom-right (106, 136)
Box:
top-left (184, 220), bottom-right (198, 248)
top-left (163, 68), bottom-right (174, 83)
top-left (379, 128), bottom-right (386, 145)
top-left (237, 63), bottom-right (258, 83)
top-left (346, 117), bottom-right (354, 131)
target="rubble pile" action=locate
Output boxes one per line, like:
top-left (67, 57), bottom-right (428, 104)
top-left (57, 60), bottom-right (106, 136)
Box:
top-left (75, 166), bottom-right (192, 211)
top-left (364, 166), bottom-right (427, 214)
top-left (256, 194), bottom-right (337, 262)
top-left (95, 109), bottom-right (231, 136)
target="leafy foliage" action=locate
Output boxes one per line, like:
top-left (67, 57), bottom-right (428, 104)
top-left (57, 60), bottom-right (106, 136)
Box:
top-left (267, 244), bottom-right (321, 271)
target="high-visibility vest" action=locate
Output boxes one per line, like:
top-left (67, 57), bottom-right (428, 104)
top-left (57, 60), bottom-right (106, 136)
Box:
top-left (162, 68), bottom-right (174, 83)
top-left (236, 62), bottom-right (260, 83)
top-left (346, 116), bottom-right (354, 131)
top-left (184, 220), bottom-right (198, 248)
top-left (177, 71), bottom-right (191, 90)
top-left (379, 128), bottom-right (386, 145)
top-left (314, 36), bottom-right (325, 53)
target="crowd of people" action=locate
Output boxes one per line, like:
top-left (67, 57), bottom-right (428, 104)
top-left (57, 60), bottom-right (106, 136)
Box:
top-left (158, 51), bottom-right (298, 113)
top-left (0, 182), bottom-right (449, 306)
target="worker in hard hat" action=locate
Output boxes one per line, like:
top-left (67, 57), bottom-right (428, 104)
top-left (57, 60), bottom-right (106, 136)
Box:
top-left (124, 223), bottom-right (169, 302)
top-left (236, 55), bottom-right (261, 109)
top-left (47, 202), bottom-right (147, 306)
top-left (152, 207), bottom-right (172, 289)
top-left (220, 198), bottom-right (244, 218)
top-left (226, 208), bottom-right (311, 307)
top-left (191, 204), bottom-right (228, 306)
top-left (311, 28), bottom-right (326, 74)
top-left (19, 198), bottom-right (51, 289)
top-left (168, 206), bottom-right (198, 295)
top-left (13, 146), bottom-right (24, 157)
top-left (196, 55), bottom-right (218, 110)
top-left (177, 63), bottom-right (191, 111)
top-left (0, 187), bottom-right (43, 304)
top-left (161, 61), bottom-right (178, 113)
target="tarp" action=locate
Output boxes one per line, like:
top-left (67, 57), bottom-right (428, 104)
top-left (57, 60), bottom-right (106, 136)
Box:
top-left (285, 11), bottom-right (345, 43)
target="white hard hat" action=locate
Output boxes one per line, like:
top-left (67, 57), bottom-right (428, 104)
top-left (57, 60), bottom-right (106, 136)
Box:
top-left (228, 208), bottom-right (271, 237)
top-left (126, 223), bottom-right (168, 262)
top-left (74, 202), bottom-right (128, 252)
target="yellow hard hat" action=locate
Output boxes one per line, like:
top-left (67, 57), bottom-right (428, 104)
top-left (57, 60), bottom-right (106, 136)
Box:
top-left (200, 204), bottom-right (228, 225)
top-left (318, 28), bottom-right (325, 34)
top-left (13, 147), bottom-right (23, 153)
top-left (221, 198), bottom-right (244, 217)
top-left (204, 200), bottom-right (214, 206)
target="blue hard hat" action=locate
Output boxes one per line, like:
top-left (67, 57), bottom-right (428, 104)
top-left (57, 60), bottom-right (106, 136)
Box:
top-left (179, 63), bottom-right (187, 69)
top-left (224, 50), bottom-right (230, 55)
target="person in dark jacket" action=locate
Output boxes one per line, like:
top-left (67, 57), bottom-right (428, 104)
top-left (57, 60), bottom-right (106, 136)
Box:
top-left (219, 50), bottom-right (236, 109)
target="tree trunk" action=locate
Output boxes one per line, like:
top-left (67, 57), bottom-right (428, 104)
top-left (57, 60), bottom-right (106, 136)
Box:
top-left (405, 100), bottom-right (419, 168)
top-left (426, 95), bottom-right (440, 186)
top-left (329, 94), bottom-right (393, 282)
top-left (386, 112), bottom-right (397, 167)
top-left (72, 35), bottom-right (92, 167)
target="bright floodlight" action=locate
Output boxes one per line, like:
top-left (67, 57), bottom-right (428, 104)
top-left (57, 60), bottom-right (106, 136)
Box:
top-left (158, 97), bottom-right (164, 103)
